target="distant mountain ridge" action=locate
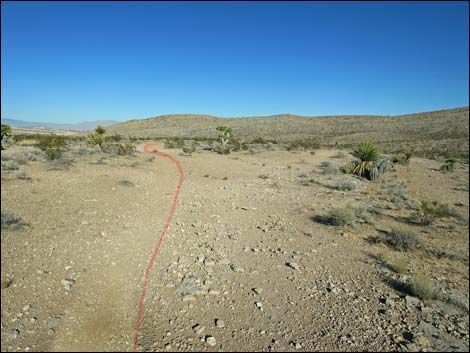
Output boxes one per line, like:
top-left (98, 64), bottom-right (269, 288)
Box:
top-left (1, 118), bottom-right (119, 131)
top-left (105, 107), bottom-right (469, 159)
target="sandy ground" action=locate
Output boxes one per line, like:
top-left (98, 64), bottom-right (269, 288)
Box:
top-left (1, 143), bottom-right (469, 352)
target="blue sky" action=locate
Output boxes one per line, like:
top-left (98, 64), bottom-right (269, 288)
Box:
top-left (1, 1), bottom-right (469, 123)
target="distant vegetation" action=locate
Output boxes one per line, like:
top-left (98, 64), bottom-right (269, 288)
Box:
top-left (1, 124), bottom-right (12, 150)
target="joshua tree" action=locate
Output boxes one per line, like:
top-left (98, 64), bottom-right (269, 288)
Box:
top-left (87, 125), bottom-right (106, 147)
top-left (216, 126), bottom-right (233, 150)
top-left (95, 125), bottom-right (106, 135)
top-left (1, 124), bottom-right (12, 150)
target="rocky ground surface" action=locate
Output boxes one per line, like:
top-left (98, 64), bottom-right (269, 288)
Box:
top-left (1, 142), bottom-right (469, 352)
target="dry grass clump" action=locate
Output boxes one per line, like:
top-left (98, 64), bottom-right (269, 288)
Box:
top-left (409, 273), bottom-right (442, 300)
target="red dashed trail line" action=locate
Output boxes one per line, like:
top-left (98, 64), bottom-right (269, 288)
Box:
top-left (132, 142), bottom-right (184, 352)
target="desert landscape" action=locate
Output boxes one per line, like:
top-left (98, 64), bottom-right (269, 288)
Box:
top-left (1, 107), bottom-right (469, 352)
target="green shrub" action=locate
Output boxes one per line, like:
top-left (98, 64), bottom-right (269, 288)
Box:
top-left (391, 259), bottom-right (408, 273)
top-left (421, 200), bottom-right (450, 218)
top-left (101, 143), bottom-right (135, 155)
top-left (104, 134), bottom-right (123, 142)
top-left (316, 205), bottom-right (372, 227)
top-left (1, 124), bottom-right (12, 150)
top-left (440, 157), bottom-right (459, 172)
top-left (45, 148), bottom-right (62, 160)
top-left (36, 134), bottom-right (67, 152)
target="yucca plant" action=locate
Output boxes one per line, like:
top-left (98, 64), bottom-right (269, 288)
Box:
top-left (351, 141), bottom-right (381, 178)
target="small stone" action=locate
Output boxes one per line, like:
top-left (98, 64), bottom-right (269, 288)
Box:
top-left (215, 319), bottom-right (225, 328)
top-left (205, 335), bottom-right (216, 346)
top-left (204, 258), bottom-right (216, 266)
top-left (286, 262), bottom-right (299, 270)
top-left (208, 289), bottom-right (220, 296)
top-left (8, 329), bottom-right (20, 339)
top-left (165, 343), bottom-right (171, 350)
top-left (62, 278), bottom-right (75, 290)
top-left (230, 264), bottom-right (245, 273)
top-left (255, 301), bottom-right (263, 308)
top-left (252, 288), bottom-right (263, 294)
top-left (47, 316), bottom-right (62, 330)
top-left (192, 324), bottom-right (205, 334)
top-left (182, 295), bottom-right (195, 302)
top-left (22, 304), bottom-right (31, 312)
top-left (415, 336), bottom-right (431, 347)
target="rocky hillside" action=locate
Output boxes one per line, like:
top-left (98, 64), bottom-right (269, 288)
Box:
top-left (105, 107), bottom-right (469, 159)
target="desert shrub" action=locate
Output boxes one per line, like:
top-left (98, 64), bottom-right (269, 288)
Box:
top-left (327, 207), bottom-right (357, 226)
top-left (48, 158), bottom-right (74, 170)
top-left (319, 161), bottom-right (339, 174)
top-left (407, 212), bottom-right (434, 226)
top-left (1, 211), bottom-right (25, 229)
top-left (258, 174), bottom-right (270, 179)
top-left (391, 152), bottom-right (413, 165)
top-left (409, 274), bottom-right (442, 300)
top-left (330, 180), bottom-right (358, 191)
top-left (15, 149), bottom-right (44, 162)
top-left (1, 160), bottom-right (19, 171)
top-left (440, 157), bottom-right (459, 173)
top-left (342, 161), bottom-right (358, 174)
top-left (147, 155), bottom-right (156, 162)
top-left (421, 200), bottom-right (450, 218)
top-left (1, 124), bottom-right (12, 150)
top-left (15, 171), bottom-right (31, 180)
top-left (36, 134), bottom-right (67, 151)
top-left (183, 146), bottom-right (196, 154)
top-left (332, 151), bottom-right (348, 158)
top-left (316, 205), bottom-right (372, 227)
top-left (104, 134), bottom-right (122, 142)
top-left (34, 134), bottom-right (68, 160)
top-left (229, 137), bottom-right (242, 151)
top-left (45, 148), bottom-right (62, 160)
top-left (378, 229), bottom-right (421, 251)
top-left (286, 139), bottom-right (320, 151)
top-left (101, 143), bottom-right (135, 155)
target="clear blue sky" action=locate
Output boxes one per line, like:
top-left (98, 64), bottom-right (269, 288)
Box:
top-left (1, 1), bottom-right (469, 123)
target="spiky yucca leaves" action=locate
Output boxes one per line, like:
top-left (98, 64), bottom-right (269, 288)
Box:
top-left (352, 141), bottom-right (381, 178)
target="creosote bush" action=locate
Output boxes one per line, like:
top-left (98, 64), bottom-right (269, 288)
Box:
top-left (376, 229), bottom-right (422, 251)
top-left (316, 205), bottom-right (373, 227)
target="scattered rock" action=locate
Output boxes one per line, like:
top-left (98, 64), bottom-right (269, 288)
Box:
top-left (286, 262), bottom-right (299, 270)
top-left (205, 335), bottom-right (217, 346)
top-left (215, 319), bottom-right (225, 328)
top-left (62, 278), bottom-right (75, 291)
top-left (192, 324), bottom-right (205, 334)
